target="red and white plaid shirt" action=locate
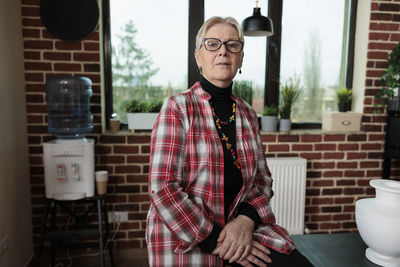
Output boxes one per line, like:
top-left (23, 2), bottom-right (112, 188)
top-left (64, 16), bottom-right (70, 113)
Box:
top-left (146, 82), bottom-right (295, 266)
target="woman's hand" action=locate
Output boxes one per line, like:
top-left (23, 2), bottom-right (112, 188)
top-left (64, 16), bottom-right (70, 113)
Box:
top-left (212, 215), bottom-right (254, 262)
top-left (235, 240), bottom-right (272, 267)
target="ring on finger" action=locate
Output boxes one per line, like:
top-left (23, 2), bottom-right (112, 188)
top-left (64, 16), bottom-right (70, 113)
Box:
top-left (238, 244), bottom-right (246, 250)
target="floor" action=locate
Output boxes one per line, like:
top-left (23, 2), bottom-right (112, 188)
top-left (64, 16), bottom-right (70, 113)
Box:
top-left (117, 248), bottom-right (148, 267)
top-left (37, 248), bottom-right (149, 267)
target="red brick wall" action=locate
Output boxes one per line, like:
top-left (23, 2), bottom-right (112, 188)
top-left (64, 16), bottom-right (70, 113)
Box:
top-left (21, 0), bottom-right (400, 250)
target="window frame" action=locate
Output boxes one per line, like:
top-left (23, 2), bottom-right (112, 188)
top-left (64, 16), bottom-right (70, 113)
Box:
top-left (102, 0), bottom-right (358, 130)
top-left (267, 0), bottom-right (358, 129)
top-left (102, 0), bottom-right (112, 129)
top-left (188, 0), bottom-right (204, 87)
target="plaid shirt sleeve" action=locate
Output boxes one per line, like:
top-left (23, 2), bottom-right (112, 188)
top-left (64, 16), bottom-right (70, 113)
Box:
top-left (239, 104), bottom-right (295, 254)
top-left (148, 96), bottom-right (214, 253)
top-left (240, 106), bottom-right (276, 224)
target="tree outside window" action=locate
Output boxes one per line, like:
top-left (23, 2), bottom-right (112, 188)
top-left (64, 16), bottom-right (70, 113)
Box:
top-left (109, 0), bottom-right (188, 123)
top-left (112, 21), bottom-right (161, 122)
top-left (280, 0), bottom-right (350, 123)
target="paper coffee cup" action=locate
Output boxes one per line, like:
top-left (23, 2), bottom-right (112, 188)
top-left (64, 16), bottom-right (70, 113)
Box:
top-left (95, 170), bottom-right (108, 195)
top-left (110, 119), bottom-right (120, 134)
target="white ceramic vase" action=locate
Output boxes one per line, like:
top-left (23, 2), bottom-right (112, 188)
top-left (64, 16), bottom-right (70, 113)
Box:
top-left (355, 179), bottom-right (400, 266)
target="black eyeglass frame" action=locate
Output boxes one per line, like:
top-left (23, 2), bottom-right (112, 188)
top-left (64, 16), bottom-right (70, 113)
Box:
top-left (201, 38), bottom-right (244, 53)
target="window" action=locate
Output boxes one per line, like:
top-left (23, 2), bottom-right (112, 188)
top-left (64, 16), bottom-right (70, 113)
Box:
top-left (103, 0), bottom-right (356, 127)
top-left (280, 0), bottom-right (352, 123)
top-left (107, 0), bottom-right (188, 123)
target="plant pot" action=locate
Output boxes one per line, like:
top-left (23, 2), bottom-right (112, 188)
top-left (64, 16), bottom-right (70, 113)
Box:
top-left (127, 113), bottom-right (158, 131)
top-left (338, 103), bottom-right (349, 112)
top-left (356, 179), bottom-right (400, 266)
top-left (261, 116), bottom-right (278, 132)
top-left (279, 119), bottom-right (291, 132)
top-left (388, 96), bottom-right (400, 112)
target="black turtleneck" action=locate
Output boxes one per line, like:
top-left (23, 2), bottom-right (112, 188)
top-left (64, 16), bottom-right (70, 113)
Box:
top-left (198, 77), bottom-right (261, 254)
top-left (200, 76), bottom-right (243, 221)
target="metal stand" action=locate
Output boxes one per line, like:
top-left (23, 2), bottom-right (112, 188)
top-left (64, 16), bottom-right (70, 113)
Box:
top-left (37, 195), bottom-right (115, 267)
top-left (382, 111), bottom-right (400, 179)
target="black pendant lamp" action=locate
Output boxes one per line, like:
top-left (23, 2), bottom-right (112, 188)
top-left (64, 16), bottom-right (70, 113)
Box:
top-left (242, 0), bottom-right (274, 37)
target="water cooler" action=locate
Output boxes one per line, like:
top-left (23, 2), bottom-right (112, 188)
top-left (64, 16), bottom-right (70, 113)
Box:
top-left (43, 76), bottom-right (95, 200)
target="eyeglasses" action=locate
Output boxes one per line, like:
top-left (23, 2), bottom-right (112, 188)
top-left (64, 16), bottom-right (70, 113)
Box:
top-left (201, 38), bottom-right (244, 53)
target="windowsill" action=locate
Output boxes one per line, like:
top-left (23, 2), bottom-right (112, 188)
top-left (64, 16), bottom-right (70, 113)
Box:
top-left (105, 128), bottom-right (365, 136)
top-left (105, 129), bottom-right (152, 135)
top-left (261, 129), bottom-right (365, 135)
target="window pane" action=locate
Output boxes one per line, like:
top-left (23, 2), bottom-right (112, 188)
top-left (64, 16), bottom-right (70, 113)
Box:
top-left (280, 0), bottom-right (347, 123)
top-left (205, 0), bottom-right (268, 114)
top-left (110, 0), bottom-right (188, 123)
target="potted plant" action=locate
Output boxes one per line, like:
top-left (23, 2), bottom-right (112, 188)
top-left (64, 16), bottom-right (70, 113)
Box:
top-left (279, 76), bottom-right (301, 132)
top-left (337, 87), bottom-right (352, 112)
top-left (261, 105), bottom-right (278, 132)
top-left (374, 41), bottom-right (400, 113)
top-left (126, 99), bottom-right (163, 132)
top-left (233, 80), bottom-right (253, 105)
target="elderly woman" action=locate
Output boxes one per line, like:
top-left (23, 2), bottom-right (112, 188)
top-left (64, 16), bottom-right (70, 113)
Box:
top-left (146, 16), bottom-right (313, 267)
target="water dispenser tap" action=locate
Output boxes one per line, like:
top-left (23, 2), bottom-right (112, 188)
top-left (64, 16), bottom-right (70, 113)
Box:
top-left (70, 163), bottom-right (80, 181)
top-left (56, 164), bottom-right (66, 182)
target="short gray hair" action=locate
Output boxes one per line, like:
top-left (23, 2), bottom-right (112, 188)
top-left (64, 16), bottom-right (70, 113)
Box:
top-left (195, 16), bottom-right (245, 51)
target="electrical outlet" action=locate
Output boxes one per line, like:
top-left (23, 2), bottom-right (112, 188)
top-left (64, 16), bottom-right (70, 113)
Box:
top-left (0, 235), bottom-right (9, 257)
top-left (108, 211), bottom-right (128, 223)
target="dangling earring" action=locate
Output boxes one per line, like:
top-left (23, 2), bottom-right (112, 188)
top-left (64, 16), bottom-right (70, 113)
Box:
top-left (196, 68), bottom-right (199, 73)
top-left (239, 68), bottom-right (242, 74)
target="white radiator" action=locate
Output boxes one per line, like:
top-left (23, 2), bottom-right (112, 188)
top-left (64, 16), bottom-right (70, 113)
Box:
top-left (266, 157), bottom-right (307, 235)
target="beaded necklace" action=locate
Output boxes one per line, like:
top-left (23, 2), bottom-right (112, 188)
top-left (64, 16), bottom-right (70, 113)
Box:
top-left (210, 102), bottom-right (241, 170)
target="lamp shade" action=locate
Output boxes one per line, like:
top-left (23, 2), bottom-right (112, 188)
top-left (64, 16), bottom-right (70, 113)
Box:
top-left (242, 7), bottom-right (274, 37)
